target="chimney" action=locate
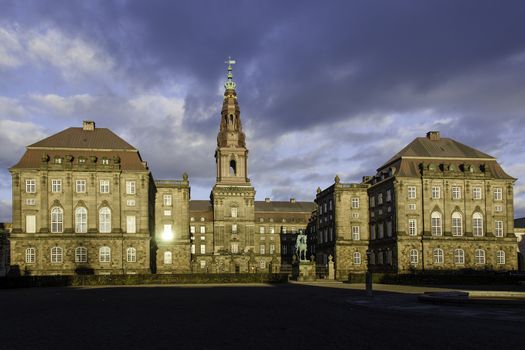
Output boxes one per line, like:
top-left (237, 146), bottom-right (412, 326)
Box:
top-left (83, 120), bottom-right (95, 131)
top-left (426, 131), bottom-right (440, 141)
top-left (290, 197), bottom-right (296, 203)
top-left (265, 197), bottom-right (271, 203)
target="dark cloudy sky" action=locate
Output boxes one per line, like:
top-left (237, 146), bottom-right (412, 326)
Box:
top-left (1, 0), bottom-right (525, 221)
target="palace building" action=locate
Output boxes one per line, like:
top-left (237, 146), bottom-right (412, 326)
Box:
top-left (7, 62), bottom-right (519, 277)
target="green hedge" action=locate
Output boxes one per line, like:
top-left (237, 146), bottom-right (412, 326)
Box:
top-left (0, 273), bottom-right (289, 289)
top-left (347, 271), bottom-right (522, 285)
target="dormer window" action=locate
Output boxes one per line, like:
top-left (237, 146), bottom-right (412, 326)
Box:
top-left (101, 158), bottom-right (109, 165)
top-left (54, 157), bottom-right (62, 164)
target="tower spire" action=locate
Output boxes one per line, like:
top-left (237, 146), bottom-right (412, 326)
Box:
top-left (224, 56), bottom-right (237, 90)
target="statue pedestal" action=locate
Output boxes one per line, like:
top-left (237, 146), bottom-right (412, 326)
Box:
top-left (292, 260), bottom-right (316, 282)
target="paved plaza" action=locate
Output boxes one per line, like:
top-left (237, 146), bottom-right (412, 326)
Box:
top-left (0, 282), bottom-right (523, 349)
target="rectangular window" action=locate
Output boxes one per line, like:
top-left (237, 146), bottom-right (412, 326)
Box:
top-left (377, 193), bottom-right (383, 205)
top-left (232, 224), bottom-right (237, 233)
top-left (352, 226), bottom-right (360, 240)
top-left (386, 221), bottom-right (392, 237)
top-left (431, 186), bottom-right (441, 199)
top-left (269, 226), bottom-right (275, 234)
top-left (231, 243), bottom-right (238, 254)
top-left (76, 247), bottom-right (87, 263)
top-left (200, 260), bottom-right (206, 268)
top-left (386, 190), bottom-right (392, 202)
top-left (76, 179), bottom-right (86, 193)
top-left (126, 181), bottom-right (136, 195)
top-left (351, 198), bottom-right (360, 209)
top-left (370, 196), bottom-right (375, 208)
top-left (26, 248), bottom-right (36, 263)
top-left (270, 244), bottom-right (275, 254)
top-left (191, 244), bottom-right (195, 254)
top-left (99, 180), bottom-right (110, 193)
top-left (408, 219), bottom-right (417, 236)
top-left (494, 205), bottom-right (503, 212)
top-left (51, 179), bottom-right (62, 193)
top-left (200, 245), bottom-right (206, 254)
top-left (494, 188), bottom-right (503, 201)
top-left (190, 226), bottom-right (195, 234)
top-left (259, 226), bottom-right (265, 234)
top-left (260, 244), bottom-right (265, 255)
top-left (163, 210), bottom-right (171, 216)
top-left (126, 216), bottom-right (136, 233)
top-left (163, 194), bottom-right (172, 206)
top-left (25, 179), bottom-right (36, 193)
top-left (200, 226), bottom-right (206, 234)
top-left (329, 200), bottom-right (333, 210)
top-left (231, 207), bottom-right (238, 218)
top-left (473, 187), bottom-right (482, 200)
top-left (495, 220), bottom-right (504, 237)
top-left (282, 226), bottom-right (287, 234)
top-left (26, 215), bottom-right (36, 233)
top-left (452, 186), bottom-right (461, 200)
top-left (370, 224), bottom-right (376, 240)
top-left (378, 224), bottom-right (384, 238)
top-left (408, 203), bottom-right (416, 211)
top-left (127, 199), bottom-right (136, 206)
top-left (407, 186), bottom-right (416, 199)
top-left (25, 198), bottom-right (36, 206)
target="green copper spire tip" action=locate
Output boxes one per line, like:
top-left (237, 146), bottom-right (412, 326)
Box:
top-left (224, 56), bottom-right (237, 90)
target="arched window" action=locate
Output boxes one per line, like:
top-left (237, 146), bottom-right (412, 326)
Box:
top-left (75, 247), bottom-right (87, 263)
top-left (409, 249), bottom-right (418, 265)
top-left (50, 207), bottom-right (63, 233)
top-left (75, 207), bottom-right (88, 233)
top-left (475, 249), bottom-right (485, 264)
top-left (496, 250), bottom-right (505, 265)
top-left (25, 248), bottom-right (36, 263)
top-left (51, 246), bottom-right (63, 263)
top-left (126, 247), bottom-right (137, 262)
top-left (164, 251), bottom-right (173, 265)
top-left (473, 212), bottom-right (483, 236)
top-left (454, 249), bottom-right (465, 264)
top-left (451, 212), bottom-right (463, 236)
top-left (99, 207), bottom-right (111, 233)
top-left (229, 160), bottom-right (237, 176)
top-left (353, 252), bottom-right (361, 265)
top-left (431, 211), bottom-right (442, 236)
top-left (99, 246), bottom-right (111, 263)
top-left (433, 248), bottom-right (444, 264)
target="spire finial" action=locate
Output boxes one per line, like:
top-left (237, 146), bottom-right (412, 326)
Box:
top-left (224, 56), bottom-right (237, 90)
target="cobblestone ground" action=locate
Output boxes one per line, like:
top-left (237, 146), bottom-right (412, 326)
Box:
top-left (0, 283), bottom-right (522, 350)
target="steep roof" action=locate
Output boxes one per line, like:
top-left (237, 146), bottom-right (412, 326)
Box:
top-left (190, 200), bottom-right (213, 212)
top-left (28, 127), bottom-right (136, 150)
top-left (254, 201), bottom-right (315, 213)
top-left (382, 136), bottom-right (494, 169)
top-left (515, 217), bottom-right (525, 229)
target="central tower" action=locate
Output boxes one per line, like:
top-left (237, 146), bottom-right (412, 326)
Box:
top-left (211, 59), bottom-right (256, 267)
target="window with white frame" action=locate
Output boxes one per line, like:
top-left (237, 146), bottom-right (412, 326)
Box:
top-left (472, 212), bottom-right (483, 236)
top-left (472, 187), bottom-right (482, 200)
top-left (200, 261), bottom-right (206, 268)
top-left (431, 211), bottom-right (442, 236)
top-left (75, 179), bottom-right (86, 193)
top-left (26, 215), bottom-right (36, 233)
top-left (99, 180), bottom-right (110, 193)
top-left (407, 186), bottom-right (416, 199)
top-left (231, 207), bottom-right (238, 218)
top-left (101, 158), bottom-right (109, 165)
top-left (475, 249), bottom-right (485, 264)
top-left (352, 226), bottom-right (360, 240)
top-left (54, 157), bottom-right (62, 164)
top-left (409, 249), bottom-right (418, 265)
top-left (126, 216), bottom-right (136, 234)
top-left (451, 212), bottom-right (462, 236)
top-left (164, 251), bottom-right (172, 264)
top-left (431, 186), bottom-right (441, 199)
top-left (51, 179), bottom-right (62, 193)
top-left (51, 207), bottom-right (64, 233)
top-left (496, 250), bottom-right (505, 264)
top-left (231, 243), bottom-right (239, 254)
top-left (99, 207), bottom-right (111, 233)
top-left (25, 198), bottom-right (36, 206)
top-left (408, 219), bottom-right (417, 236)
top-left (260, 244), bottom-right (265, 255)
top-left (126, 247), bottom-right (137, 262)
top-left (200, 217), bottom-right (205, 222)
top-left (75, 207), bottom-right (88, 233)
top-left (259, 226), bottom-right (265, 234)
top-left (200, 226), bottom-right (205, 234)
top-left (269, 226), bottom-right (275, 234)
top-left (99, 246), bottom-right (111, 262)
top-left (163, 194), bottom-right (172, 206)
top-left (25, 179), bottom-right (36, 193)
top-left (494, 205), bottom-right (503, 212)
top-left (433, 248), bottom-right (444, 264)
top-left (270, 244), bottom-right (275, 254)
top-left (126, 181), bottom-right (136, 195)
top-left (351, 197), bottom-right (359, 209)
top-left (191, 244), bottom-right (195, 254)
top-left (163, 210), bottom-right (171, 216)
top-left (494, 188), bottom-right (503, 201)
top-left (353, 252), bottom-right (361, 265)
top-left (51, 246), bottom-right (63, 263)
top-left (408, 203), bottom-right (416, 211)
top-left (127, 199), bottom-right (136, 207)
top-left (352, 212), bottom-right (359, 219)
top-left (452, 186), bottom-right (461, 200)
top-left (190, 226), bottom-right (195, 234)
top-left (232, 224), bottom-right (237, 234)
top-left (25, 248), bottom-right (36, 263)
top-left (494, 220), bottom-right (504, 237)
top-left (200, 244), bottom-right (206, 254)
top-left (454, 249), bottom-right (465, 264)
top-left (75, 247), bottom-right (87, 263)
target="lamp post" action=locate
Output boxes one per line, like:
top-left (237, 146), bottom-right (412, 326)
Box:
top-left (366, 249), bottom-right (373, 296)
